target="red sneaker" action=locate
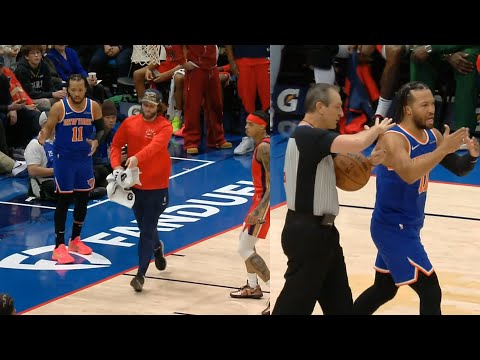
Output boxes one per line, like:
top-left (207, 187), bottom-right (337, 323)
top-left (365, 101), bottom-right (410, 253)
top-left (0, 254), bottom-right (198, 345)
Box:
top-left (68, 236), bottom-right (92, 255)
top-left (52, 244), bottom-right (75, 264)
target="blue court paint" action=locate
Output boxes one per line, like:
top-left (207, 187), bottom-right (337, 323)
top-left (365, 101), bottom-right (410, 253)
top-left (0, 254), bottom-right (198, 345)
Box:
top-left (0, 136), bottom-right (256, 313)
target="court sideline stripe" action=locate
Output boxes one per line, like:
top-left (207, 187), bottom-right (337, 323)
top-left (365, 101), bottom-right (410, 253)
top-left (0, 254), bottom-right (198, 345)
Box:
top-left (124, 273), bottom-right (270, 293)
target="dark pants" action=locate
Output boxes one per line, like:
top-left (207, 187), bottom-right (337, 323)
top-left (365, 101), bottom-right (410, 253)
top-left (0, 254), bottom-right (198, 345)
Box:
top-left (4, 108), bottom-right (41, 149)
top-left (272, 210), bottom-right (353, 315)
top-left (132, 188), bottom-right (168, 276)
top-left (88, 47), bottom-right (134, 80)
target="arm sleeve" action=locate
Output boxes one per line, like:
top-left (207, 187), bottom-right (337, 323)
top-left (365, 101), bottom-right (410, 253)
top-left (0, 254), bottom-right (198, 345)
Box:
top-left (93, 117), bottom-right (105, 142)
top-left (440, 152), bottom-right (478, 176)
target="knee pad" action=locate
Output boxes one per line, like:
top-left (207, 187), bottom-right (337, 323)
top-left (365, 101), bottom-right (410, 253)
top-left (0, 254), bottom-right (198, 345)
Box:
top-left (238, 230), bottom-right (258, 260)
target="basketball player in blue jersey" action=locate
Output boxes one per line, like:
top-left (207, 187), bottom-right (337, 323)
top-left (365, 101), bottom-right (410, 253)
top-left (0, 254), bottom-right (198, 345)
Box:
top-left (353, 81), bottom-right (479, 315)
top-left (38, 73), bottom-right (105, 264)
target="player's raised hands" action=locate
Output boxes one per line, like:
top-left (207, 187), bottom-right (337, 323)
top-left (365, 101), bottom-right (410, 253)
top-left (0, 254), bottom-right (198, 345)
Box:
top-left (439, 125), bottom-right (468, 154)
top-left (364, 117), bottom-right (396, 137)
top-left (466, 135), bottom-right (479, 158)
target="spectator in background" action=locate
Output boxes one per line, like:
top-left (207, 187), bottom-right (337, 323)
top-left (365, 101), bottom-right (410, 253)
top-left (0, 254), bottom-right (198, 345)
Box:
top-left (182, 45), bottom-right (232, 155)
top-left (69, 45), bottom-right (97, 72)
top-left (1, 45), bottom-right (21, 70)
top-left (225, 45), bottom-right (270, 155)
top-left (15, 45), bottom-right (67, 112)
top-left (47, 45), bottom-right (105, 103)
top-left (0, 55), bottom-right (41, 157)
top-left (24, 111), bottom-right (56, 200)
top-left (133, 45), bottom-right (185, 133)
top-left (88, 45), bottom-right (133, 85)
top-left (411, 45), bottom-right (480, 134)
top-left (41, 45), bottom-right (66, 91)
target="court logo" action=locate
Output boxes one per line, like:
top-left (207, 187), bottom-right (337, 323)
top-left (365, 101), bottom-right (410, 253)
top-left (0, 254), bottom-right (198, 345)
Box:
top-left (0, 245), bottom-right (111, 270)
top-left (277, 88), bottom-right (300, 113)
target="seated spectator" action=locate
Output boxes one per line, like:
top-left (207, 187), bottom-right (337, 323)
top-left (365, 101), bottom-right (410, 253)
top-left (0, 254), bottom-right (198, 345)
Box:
top-left (0, 150), bottom-right (27, 176)
top-left (24, 111), bottom-right (56, 200)
top-left (1, 58), bottom-right (41, 157)
top-left (47, 45), bottom-right (105, 103)
top-left (1, 45), bottom-right (21, 70)
top-left (0, 293), bottom-right (15, 315)
top-left (88, 45), bottom-right (133, 87)
top-left (41, 45), bottom-right (65, 91)
top-left (133, 45), bottom-right (185, 132)
top-left (15, 45), bottom-right (67, 112)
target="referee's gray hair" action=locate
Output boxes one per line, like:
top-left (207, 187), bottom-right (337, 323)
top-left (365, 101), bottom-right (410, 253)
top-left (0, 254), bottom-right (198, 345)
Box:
top-left (304, 83), bottom-right (340, 113)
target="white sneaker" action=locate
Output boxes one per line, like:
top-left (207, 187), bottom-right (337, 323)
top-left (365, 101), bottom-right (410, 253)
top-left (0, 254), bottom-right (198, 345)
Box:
top-left (11, 161), bottom-right (27, 176)
top-left (234, 137), bottom-right (255, 155)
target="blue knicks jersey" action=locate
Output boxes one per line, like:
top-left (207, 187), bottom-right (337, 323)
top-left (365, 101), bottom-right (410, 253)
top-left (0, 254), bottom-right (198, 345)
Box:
top-left (54, 98), bottom-right (95, 159)
top-left (372, 125), bottom-right (438, 226)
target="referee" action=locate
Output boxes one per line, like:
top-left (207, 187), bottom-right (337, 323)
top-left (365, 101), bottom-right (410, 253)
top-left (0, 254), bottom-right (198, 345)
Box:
top-left (272, 83), bottom-right (394, 315)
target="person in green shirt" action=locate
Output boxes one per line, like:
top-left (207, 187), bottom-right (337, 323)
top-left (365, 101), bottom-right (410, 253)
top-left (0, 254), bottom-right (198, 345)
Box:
top-left (411, 45), bottom-right (480, 134)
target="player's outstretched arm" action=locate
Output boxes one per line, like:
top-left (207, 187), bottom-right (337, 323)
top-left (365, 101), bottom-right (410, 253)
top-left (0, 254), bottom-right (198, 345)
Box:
top-left (330, 117), bottom-right (395, 154)
top-left (439, 132), bottom-right (479, 176)
top-left (385, 125), bottom-right (468, 184)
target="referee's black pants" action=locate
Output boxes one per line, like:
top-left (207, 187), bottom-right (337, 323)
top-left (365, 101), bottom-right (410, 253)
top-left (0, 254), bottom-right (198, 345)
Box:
top-left (272, 210), bottom-right (353, 315)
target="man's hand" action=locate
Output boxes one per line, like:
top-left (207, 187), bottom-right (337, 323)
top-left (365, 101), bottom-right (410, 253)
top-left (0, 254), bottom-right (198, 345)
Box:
top-left (369, 147), bottom-right (387, 166)
top-left (439, 125), bottom-right (468, 154)
top-left (411, 46), bottom-right (430, 63)
top-left (246, 208), bottom-right (265, 225)
top-left (86, 138), bottom-right (99, 156)
top-left (447, 52), bottom-right (474, 75)
top-left (365, 117), bottom-right (395, 137)
top-left (125, 155), bottom-right (138, 168)
top-left (466, 136), bottom-right (480, 158)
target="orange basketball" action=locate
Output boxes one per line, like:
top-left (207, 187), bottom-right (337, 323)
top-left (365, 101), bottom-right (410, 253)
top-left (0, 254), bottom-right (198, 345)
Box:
top-left (334, 152), bottom-right (372, 191)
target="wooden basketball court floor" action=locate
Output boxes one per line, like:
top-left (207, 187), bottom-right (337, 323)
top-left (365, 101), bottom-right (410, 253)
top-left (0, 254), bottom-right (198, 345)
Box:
top-left (270, 178), bottom-right (480, 315)
top-left (25, 226), bottom-right (269, 315)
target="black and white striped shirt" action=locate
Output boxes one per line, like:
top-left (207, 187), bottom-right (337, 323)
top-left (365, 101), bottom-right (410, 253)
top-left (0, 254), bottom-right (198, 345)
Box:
top-left (284, 125), bottom-right (340, 216)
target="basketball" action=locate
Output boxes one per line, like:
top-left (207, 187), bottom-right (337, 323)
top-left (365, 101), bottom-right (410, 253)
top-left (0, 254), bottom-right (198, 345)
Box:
top-left (334, 152), bottom-right (372, 191)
